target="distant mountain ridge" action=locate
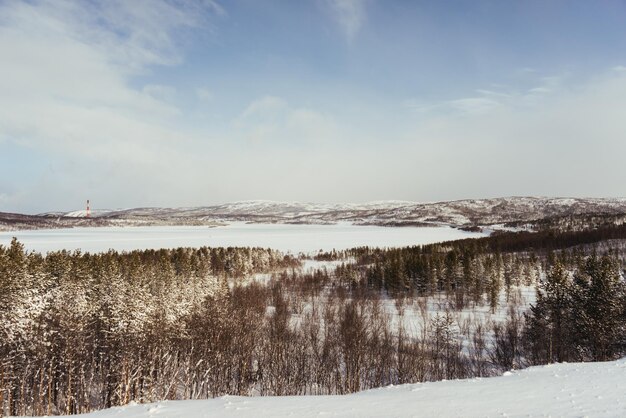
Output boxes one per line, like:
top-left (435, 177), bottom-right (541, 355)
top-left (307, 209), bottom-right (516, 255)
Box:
top-left (4, 196), bottom-right (620, 232)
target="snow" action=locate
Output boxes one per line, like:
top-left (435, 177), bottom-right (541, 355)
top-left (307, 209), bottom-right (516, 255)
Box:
top-left (380, 286), bottom-right (537, 340)
top-left (63, 209), bottom-right (112, 218)
top-left (0, 223), bottom-right (485, 254)
top-left (20, 358), bottom-right (625, 418)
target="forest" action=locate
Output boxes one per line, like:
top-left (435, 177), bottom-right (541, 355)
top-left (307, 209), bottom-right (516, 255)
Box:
top-left (1, 223), bottom-right (625, 416)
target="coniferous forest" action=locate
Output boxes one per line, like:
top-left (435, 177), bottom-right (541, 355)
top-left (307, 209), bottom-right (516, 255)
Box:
top-left (1, 224), bottom-right (626, 416)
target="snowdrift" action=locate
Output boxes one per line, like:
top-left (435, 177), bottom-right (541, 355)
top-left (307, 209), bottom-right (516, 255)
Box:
top-left (28, 358), bottom-right (625, 418)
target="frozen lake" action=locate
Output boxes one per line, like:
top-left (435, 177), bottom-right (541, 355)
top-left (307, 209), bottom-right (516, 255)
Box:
top-left (0, 223), bottom-right (486, 254)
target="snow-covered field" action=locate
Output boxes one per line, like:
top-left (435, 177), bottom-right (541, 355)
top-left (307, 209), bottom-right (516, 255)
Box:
top-left (23, 358), bottom-right (624, 418)
top-left (0, 223), bottom-right (485, 254)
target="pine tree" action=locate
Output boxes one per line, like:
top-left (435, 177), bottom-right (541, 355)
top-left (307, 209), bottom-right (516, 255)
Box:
top-left (570, 255), bottom-right (625, 361)
top-left (525, 261), bottom-right (572, 363)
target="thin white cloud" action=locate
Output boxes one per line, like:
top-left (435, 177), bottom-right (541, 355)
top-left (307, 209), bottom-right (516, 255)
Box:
top-left (1, 0), bottom-right (625, 211)
top-left (405, 72), bottom-right (569, 116)
top-left (235, 96), bottom-right (338, 145)
top-left (527, 87), bottom-right (550, 94)
top-left (448, 97), bottom-right (501, 114)
top-left (474, 89), bottom-right (513, 99)
top-left (399, 69), bottom-right (626, 199)
top-left (239, 96), bottom-right (288, 120)
top-left (196, 87), bottom-right (214, 101)
top-left (0, 0), bottom-right (224, 211)
top-left (204, 0), bottom-right (227, 17)
top-left (143, 84), bottom-right (178, 102)
top-left (0, 0), bottom-right (223, 155)
top-left (326, 0), bottom-right (367, 43)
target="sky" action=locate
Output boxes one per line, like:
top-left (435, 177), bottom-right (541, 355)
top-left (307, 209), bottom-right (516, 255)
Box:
top-left (1, 0), bottom-right (625, 213)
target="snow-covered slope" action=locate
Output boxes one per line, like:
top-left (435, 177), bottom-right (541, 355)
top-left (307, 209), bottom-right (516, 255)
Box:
top-left (26, 358), bottom-right (625, 418)
top-left (51, 196), bottom-right (626, 227)
top-left (4, 196), bottom-right (625, 232)
top-left (63, 209), bottom-right (116, 218)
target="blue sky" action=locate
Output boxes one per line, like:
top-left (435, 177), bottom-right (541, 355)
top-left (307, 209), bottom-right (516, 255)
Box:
top-left (1, 0), bottom-right (625, 213)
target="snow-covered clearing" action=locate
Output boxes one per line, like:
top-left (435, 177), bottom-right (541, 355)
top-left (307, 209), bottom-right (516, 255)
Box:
top-left (19, 358), bottom-right (624, 418)
top-left (382, 286), bottom-right (536, 339)
top-left (0, 223), bottom-right (485, 254)
top-left (284, 284), bottom-right (536, 349)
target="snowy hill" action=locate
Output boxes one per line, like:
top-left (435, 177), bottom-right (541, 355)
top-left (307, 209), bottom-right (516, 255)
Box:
top-left (25, 358), bottom-right (625, 418)
top-left (56, 196), bottom-right (626, 227)
top-left (3, 196), bottom-right (626, 232)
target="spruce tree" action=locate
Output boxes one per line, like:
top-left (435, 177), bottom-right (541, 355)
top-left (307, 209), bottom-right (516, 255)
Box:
top-left (525, 261), bottom-right (571, 363)
top-left (570, 255), bottom-right (625, 361)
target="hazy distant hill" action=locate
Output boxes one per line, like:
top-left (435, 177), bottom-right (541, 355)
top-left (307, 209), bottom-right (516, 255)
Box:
top-left (63, 196), bottom-right (626, 225)
top-left (0, 196), bottom-right (620, 231)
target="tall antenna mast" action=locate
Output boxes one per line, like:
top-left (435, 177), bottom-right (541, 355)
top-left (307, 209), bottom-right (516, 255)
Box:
top-left (86, 199), bottom-right (91, 218)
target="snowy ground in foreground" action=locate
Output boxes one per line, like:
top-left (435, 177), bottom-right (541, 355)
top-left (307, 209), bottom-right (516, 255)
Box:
top-left (22, 358), bottom-right (624, 418)
top-left (0, 223), bottom-right (485, 254)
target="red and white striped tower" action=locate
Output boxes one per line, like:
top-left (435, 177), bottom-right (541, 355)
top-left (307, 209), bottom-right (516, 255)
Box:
top-left (86, 199), bottom-right (91, 218)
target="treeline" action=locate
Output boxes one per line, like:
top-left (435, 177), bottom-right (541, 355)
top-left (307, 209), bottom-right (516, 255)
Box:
top-left (525, 255), bottom-right (626, 364)
top-left (344, 248), bottom-right (534, 311)
top-left (0, 240), bottom-right (295, 416)
top-left (482, 223), bottom-right (626, 253)
top-left (1, 224), bottom-right (626, 416)
top-left (0, 238), bottom-right (501, 416)
top-left (313, 222), bottom-right (626, 300)
top-left (315, 221), bottom-right (626, 264)
top-left (0, 233), bottom-right (512, 416)
top-left (504, 212), bottom-right (626, 233)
